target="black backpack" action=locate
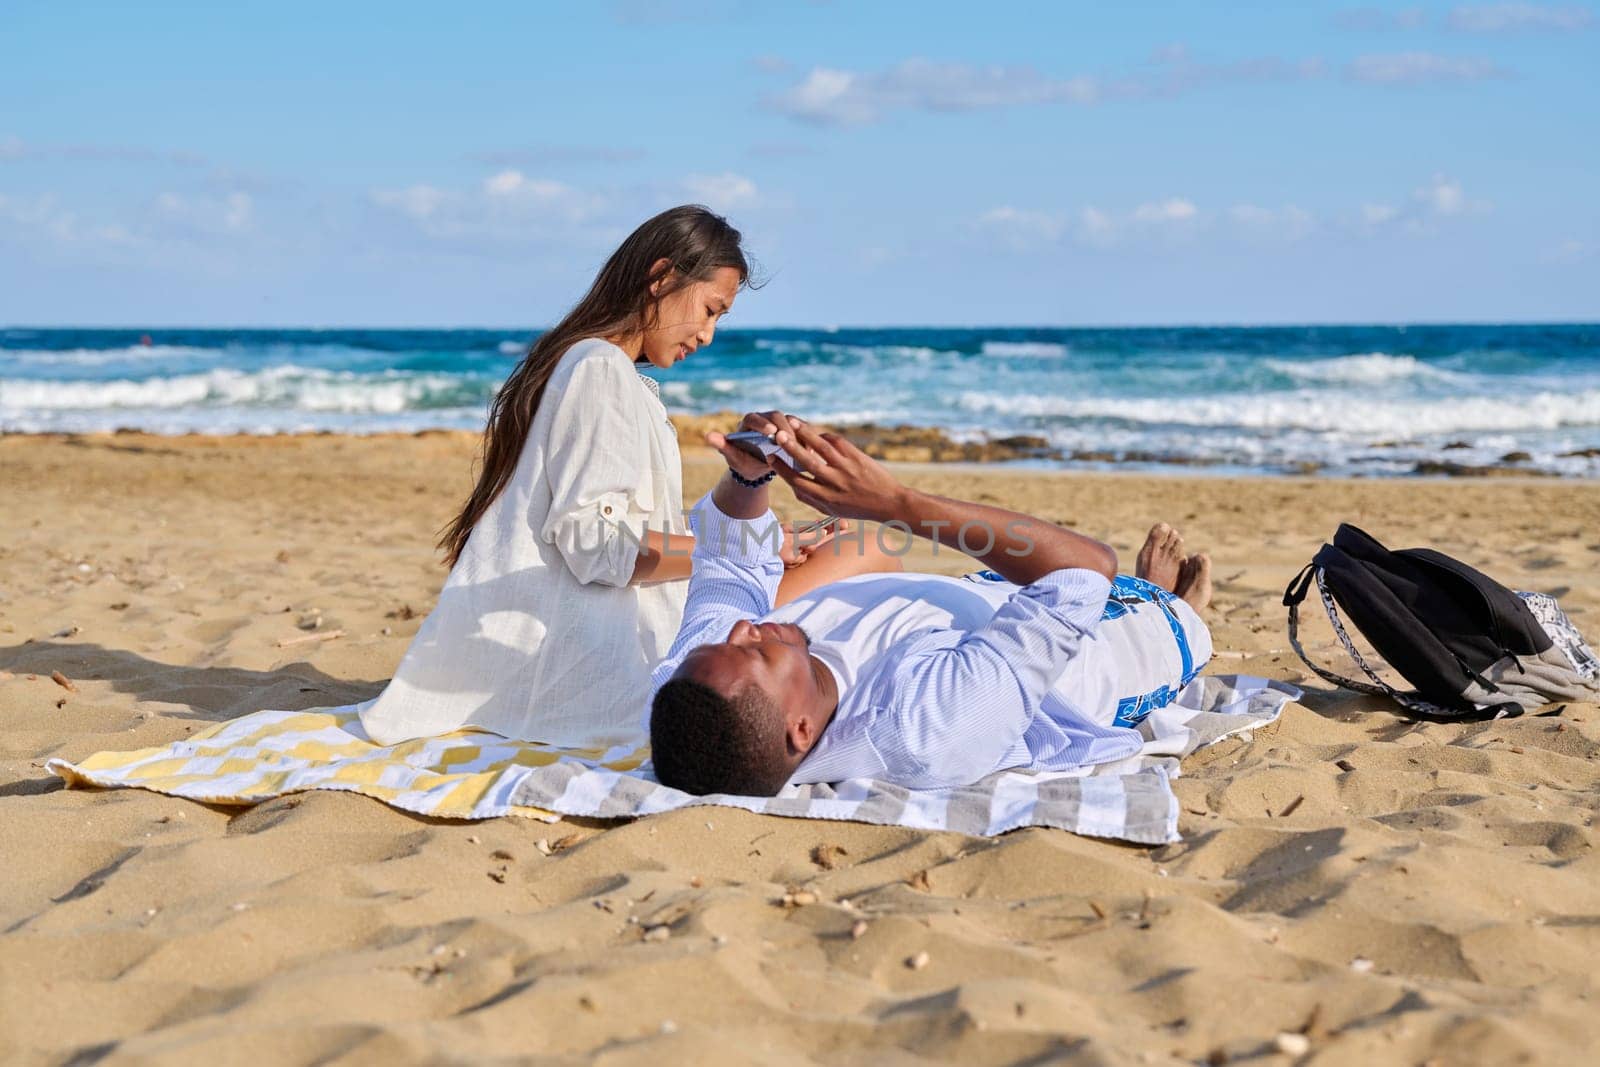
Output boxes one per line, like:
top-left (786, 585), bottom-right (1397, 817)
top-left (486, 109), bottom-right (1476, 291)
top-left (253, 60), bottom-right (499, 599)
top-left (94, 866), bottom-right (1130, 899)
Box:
top-left (1283, 524), bottom-right (1600, 721)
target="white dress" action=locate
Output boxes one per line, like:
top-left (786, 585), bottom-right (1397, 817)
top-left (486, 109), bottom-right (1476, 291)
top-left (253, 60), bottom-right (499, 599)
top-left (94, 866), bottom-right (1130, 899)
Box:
top-left (358, 337), bottom-right (690, 747)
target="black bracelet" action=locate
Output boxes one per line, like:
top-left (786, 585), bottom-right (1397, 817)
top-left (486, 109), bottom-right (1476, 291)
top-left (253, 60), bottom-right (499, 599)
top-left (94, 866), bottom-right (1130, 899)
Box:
top-left (728, 467), bottom-right (776, 488)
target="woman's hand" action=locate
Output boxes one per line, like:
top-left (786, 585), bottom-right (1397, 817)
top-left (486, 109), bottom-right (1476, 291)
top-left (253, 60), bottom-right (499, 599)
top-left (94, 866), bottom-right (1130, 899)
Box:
top-left (704, 409), bottom-right (806, 483)
top-left (777, 517), bottom-right (849, 569)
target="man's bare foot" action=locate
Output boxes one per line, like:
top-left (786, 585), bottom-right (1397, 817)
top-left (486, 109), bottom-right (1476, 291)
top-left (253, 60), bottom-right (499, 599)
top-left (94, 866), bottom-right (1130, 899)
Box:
top-left (1135, 523), bottom-right (1184, 593)
top-left (1175, 553), bottom-right (1214, 611)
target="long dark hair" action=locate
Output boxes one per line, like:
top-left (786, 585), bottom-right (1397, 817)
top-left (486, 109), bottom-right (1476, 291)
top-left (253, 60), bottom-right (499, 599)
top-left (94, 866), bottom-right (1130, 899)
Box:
top-left (439, 205), bottom-right (750, 567)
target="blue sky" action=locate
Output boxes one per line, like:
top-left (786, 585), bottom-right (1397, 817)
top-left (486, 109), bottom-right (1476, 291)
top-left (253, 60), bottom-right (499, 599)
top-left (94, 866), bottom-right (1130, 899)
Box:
top-left (2, 1), bottom-right (1596, 326)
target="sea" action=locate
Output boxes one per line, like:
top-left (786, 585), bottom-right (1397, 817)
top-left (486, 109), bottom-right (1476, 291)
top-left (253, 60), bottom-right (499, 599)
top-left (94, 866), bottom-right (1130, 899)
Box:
top-left (3, 324), bottom-right (1598, 478)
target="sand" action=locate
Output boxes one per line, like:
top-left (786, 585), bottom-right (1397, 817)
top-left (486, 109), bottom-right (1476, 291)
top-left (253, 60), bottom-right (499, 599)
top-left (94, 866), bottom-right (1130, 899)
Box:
top-left (2, 431), bottom-right (1598, 1065)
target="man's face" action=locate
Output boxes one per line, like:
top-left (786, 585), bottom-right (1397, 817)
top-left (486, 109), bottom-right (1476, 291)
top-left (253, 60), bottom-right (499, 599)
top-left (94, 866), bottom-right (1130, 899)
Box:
top-left (678, 619), bottom-right (816, 743)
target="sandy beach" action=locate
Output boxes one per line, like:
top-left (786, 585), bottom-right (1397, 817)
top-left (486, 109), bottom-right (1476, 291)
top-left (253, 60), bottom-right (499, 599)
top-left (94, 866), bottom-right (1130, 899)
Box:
top-left (3, 430), bottom-right (1598, 1065)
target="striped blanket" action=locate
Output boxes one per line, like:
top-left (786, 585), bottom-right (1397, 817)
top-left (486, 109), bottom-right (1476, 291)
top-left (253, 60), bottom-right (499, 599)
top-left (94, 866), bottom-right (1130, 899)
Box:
top-left (48, 674), bottom-right (1296, 844)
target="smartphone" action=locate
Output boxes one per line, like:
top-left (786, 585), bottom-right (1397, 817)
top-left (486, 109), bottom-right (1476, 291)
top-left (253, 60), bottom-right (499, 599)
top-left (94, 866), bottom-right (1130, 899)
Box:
top-left (725, 430), bottom-right (801, 470)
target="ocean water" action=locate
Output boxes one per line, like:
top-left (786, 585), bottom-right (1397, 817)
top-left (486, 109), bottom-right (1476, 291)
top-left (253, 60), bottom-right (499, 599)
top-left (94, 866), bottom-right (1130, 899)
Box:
top-left (3, 324), bottom-right (1598, 477)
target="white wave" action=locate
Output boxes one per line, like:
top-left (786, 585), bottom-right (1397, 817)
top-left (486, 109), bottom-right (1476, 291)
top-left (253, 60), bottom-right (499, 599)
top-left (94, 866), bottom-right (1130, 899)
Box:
top-left (753, 338), bottom-right (815, 354)
top-left (1263, 352), bottom-right (1456, 384)
top-left (956, 388), bottom-right (1600, 435)
top-left (1, 344), bottom-right (218, 367)
top-left (498, 340), bottom-right (527, 355)
top-left (0, 366), bottom-right (478, 415)
top-left (817, 343), bottom-right (956, 361)
top-left (981, 341), bottom-right (1070, 358)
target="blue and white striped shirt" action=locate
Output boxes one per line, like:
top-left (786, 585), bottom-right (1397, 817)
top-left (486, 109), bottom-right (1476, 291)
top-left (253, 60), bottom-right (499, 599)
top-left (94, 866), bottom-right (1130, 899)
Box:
top-left (648, 494), bottom-right (1147, 789)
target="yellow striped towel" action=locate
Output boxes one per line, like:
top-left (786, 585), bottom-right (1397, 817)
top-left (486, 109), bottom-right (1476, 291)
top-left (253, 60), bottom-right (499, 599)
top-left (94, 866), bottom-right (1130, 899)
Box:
top-left (47, 706), bottom-right (646, 822)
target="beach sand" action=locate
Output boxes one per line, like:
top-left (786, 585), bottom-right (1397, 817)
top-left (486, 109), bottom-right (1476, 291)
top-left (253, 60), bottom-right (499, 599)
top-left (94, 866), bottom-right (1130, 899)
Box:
top-left (3, 431), bottom-right (1598, 1065)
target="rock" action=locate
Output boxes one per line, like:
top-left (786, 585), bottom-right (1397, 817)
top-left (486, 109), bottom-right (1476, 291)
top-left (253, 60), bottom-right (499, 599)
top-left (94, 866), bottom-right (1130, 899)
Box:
top-left (906, 950), bottom-right (930, 970)
top-left (1501, 451), bottom-right (1533, 463)
top-left (1274, 1033), bottom-right (1310, 1056)
top-left (1412, 460), bottom-right (1555, 478)
top-left (810, 843), bottom-right (848, 869)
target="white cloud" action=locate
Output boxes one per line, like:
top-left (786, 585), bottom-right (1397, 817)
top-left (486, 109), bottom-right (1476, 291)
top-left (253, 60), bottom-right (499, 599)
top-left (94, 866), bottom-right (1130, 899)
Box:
top-left (767, 51), bottom-right (1334, 125)
top-left (1418, 175), bottom-right (1466, 215)
top-left (1132, 198), bottom-right (1198, 224)
top-left (1228, 203), bottom-right (1317, 241)
top-left (371, 173), bottom-right (608, 247)
top-left (0, 186), bottom-right (257, 253)
top-left (1355, 175), bottom-right (1490, 232)
top-left (1447, 4), bottom-right (1594, 32)
top-left (683, 172), bottom-right (759, 210)
top-left (373, 184), bottom-right (448, 221)
top-left (1079, 207), bottom-right (1117, 246)
top-left (0, 192), bottom-right (83, 243)
top-left (1346, 51), bottom-right (1509, 84)
top-left (482, 170), bottom-right (572, 200)
top-left (150, 190), bottom-right (256, 236)
top-left (1361, 202), bottom-right (1401, 226)
top-left (1414, 173), bottom-right (1490, 216)
top-left (1544, 238), bottom-right (1594, 263)
top-left (770, 59), bottom-right (1100, 125)
top-left (976, 206), bottom-right (1069, 250)
top-left (979, 198), bottom-right (1204, 251)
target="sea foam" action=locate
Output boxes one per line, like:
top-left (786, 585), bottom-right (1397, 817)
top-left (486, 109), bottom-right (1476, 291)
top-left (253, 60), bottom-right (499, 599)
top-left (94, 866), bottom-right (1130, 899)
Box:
top-left (981, 341), bottom-right (1071, 358)
top-left (1263, 352), bottom-right (1457, 385)
top-left (956, 388), bottom-right (1600, 435)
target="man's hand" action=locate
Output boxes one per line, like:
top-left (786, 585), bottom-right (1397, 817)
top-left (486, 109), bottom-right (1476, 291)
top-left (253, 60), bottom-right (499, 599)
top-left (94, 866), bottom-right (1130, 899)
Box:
top-left (768, 420), bottom-right (910, 523)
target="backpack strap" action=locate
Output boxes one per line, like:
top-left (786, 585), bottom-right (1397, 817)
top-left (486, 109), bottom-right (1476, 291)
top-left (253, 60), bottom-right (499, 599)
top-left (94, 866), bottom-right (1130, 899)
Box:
top-left (1285, 565), bottom-right (1516, 721)
top-left (1285, 564), bottom-right (1401, 699)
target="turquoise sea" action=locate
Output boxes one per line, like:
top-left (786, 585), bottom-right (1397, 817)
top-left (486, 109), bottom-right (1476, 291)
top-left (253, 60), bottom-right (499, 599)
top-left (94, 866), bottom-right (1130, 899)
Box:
top-left (3, 324), bottom-right (1598, 477)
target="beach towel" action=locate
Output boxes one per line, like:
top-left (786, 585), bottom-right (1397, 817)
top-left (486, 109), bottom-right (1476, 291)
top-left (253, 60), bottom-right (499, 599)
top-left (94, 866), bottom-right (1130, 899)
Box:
top-left (47, 675), bottom-right (1297, 845)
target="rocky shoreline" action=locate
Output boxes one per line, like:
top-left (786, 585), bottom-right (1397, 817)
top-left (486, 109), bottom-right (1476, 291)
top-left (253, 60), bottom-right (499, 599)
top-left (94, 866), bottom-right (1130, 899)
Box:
top-left (668, 411), bottom-right (1581, 477)
top-left (8, 419), bottom-right (1588, 478)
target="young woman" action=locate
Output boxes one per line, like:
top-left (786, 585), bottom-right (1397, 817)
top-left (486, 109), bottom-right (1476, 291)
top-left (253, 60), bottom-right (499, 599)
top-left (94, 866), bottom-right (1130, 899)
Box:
top-left (358, 205), bottom-right (895, 749)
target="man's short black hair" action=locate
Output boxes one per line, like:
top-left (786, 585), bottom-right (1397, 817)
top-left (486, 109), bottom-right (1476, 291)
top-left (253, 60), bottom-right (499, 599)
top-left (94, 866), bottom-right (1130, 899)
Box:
top-left (650, 676), bottom-right (790, 797)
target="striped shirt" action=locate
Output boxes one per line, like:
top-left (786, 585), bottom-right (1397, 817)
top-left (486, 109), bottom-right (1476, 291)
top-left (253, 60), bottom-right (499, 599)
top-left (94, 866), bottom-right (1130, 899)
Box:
top-left (648, 494), bottom-right (1161, 789)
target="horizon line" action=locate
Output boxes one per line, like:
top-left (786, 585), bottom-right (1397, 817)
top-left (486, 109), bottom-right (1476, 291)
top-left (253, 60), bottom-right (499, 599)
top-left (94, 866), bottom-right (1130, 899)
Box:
top-left (6, 318), bottom-right (1599, 332)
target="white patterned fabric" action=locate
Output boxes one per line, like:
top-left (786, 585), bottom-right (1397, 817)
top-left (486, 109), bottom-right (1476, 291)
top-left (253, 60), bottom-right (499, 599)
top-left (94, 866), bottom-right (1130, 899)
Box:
top-left (49, 675), bottom-right (1297, 844)
top-left (358, 338), bottom-right (690, 749)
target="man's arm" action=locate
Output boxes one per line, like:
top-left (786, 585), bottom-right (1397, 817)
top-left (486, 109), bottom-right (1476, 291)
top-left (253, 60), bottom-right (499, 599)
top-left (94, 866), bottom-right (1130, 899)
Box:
top-left (771, 420), bottom-right (1117, 585)
top-left (645, 411), bottom-right (813, 698)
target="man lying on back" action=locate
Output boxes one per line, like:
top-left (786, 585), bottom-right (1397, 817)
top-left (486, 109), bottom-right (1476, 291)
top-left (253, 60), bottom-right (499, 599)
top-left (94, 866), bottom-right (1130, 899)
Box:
top-left (647, 411), bottom-right (1213, 796)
